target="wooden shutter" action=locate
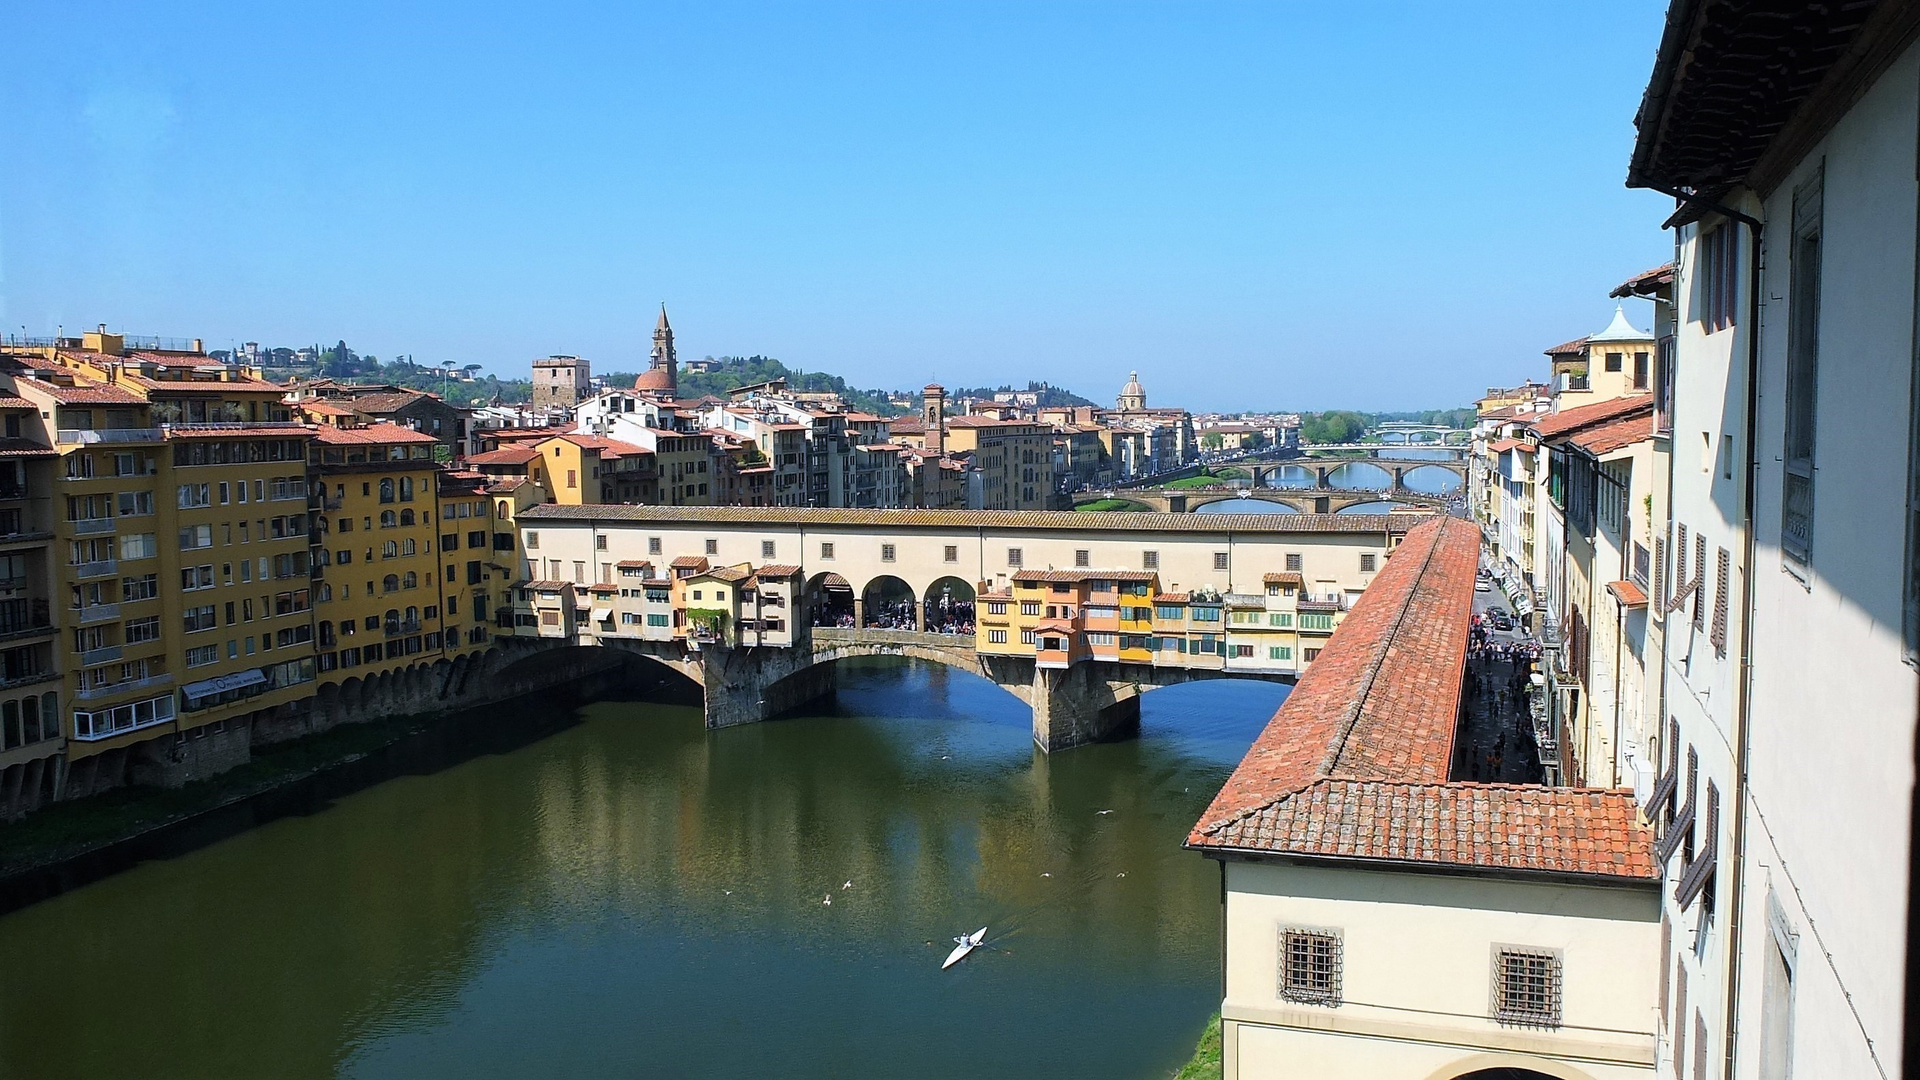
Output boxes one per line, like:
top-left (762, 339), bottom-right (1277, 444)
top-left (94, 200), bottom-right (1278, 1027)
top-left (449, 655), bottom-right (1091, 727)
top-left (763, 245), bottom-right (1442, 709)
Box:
top-left (1711, 547), bottom-right (1730, 653)
top-left (1694, 534), bottom-right (1708, 630)
top-left (1653, 535), bottom-right (1666, 618)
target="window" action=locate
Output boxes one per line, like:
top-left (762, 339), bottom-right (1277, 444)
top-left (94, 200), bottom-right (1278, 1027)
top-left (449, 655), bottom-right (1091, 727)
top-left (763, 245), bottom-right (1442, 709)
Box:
top-left (1074, 549), bottom-right (1090, 568)
top-left (1711, 547), bottom-right (1730, 655)
top-left (181, 565), bottom-right (215, 591)
top-left (1019, 628), bottom-right (1035, 645)
top-left (1007, 548), bottom-right (1022, 567)
top-left (1493, 948), bottom-right (1562, 1027)
top-left (1359, 553), bottom-right (1376, 573)
top-left (987, 629), bottom-right (1007, 644)
top-left (1268, 645), bottom-right (1292, 660)
top-left (1782, 176), bottom-right (1822, 565)
top-left (881, 544), bottom-right (896, 562)
top-left (1142, 550), bottom-right (1158, 570)
top-left (1304, 647), bottom-right (1321, 661)
top-left (120, 533), bottom-right (157, 559)
top-left (1285, 553), bottom-right (1302, 572)
top-left (760, 540), bottom-right (775, 559)
top-left (525, 531), bottom-right (539, 549)
top-left (818, 541), bottom-right (835, 560)
top-left (1698, 220), bottom-right (1740, 332)
top-left (186, 644), bottom-right (220, 667)
top-left (379, 478), bottom-right (395, 504)
top-left (705, 538), bottom-right (718, 555)
top-left (1604, 351), bottom-right (1623, 372)
top-left (121, 574), bottom-right (157, 602)
top-left (1270, 612), bottom-right (1291, 627)
top-left (1278, 928), bottom-right (1341, 1006)
top-left (1212, 551), bottom-right (1228, 571)
top-left (124, 616), bottom-right (161, 644)
top-left (183, 605), bottom-right (217, 633)
top-left (1634, 350), bottom-right (1650, 390)
top-left (1021, 601), bottom-right (1041, 616)
top-left (944, 545), bottom-right (958, 563)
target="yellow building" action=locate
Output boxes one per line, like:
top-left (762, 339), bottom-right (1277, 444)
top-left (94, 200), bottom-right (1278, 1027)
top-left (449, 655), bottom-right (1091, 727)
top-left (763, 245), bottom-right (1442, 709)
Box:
top-left (310, 423), bottom-right (471, 684)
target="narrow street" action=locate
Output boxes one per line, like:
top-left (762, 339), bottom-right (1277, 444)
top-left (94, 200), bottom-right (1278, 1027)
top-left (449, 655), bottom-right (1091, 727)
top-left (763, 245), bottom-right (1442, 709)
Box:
top-left (1452, 571), bottom-right (1544, 785)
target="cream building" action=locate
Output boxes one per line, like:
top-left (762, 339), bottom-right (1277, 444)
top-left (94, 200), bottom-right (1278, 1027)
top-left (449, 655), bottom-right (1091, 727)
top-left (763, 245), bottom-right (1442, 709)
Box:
top-left (1190, 518), bottom-right (1659, 1080)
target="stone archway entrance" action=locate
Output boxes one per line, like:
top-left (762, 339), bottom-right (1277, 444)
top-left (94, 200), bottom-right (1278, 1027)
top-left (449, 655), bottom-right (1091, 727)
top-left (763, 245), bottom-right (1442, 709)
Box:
top-left (805, 572), bottom-right (854, 628)
top-left (922, 576), bottom-right (975, 635)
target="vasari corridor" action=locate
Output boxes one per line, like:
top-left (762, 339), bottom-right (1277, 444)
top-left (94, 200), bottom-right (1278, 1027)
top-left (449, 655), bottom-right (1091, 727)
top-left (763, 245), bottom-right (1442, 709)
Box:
top-left (4, 3), bottom-right (1920, 1079)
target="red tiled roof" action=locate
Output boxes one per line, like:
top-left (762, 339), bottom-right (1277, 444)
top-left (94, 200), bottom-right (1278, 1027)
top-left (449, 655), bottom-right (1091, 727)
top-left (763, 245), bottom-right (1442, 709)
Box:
top-left (297, 400), bottom-right (358, 417)
top-left (1487, 438), bottom-right (1533, 454)
top-left (754, 563), bottom-right (803, 578)
top-left (1529, 394), bottom-right (1653, 438)
top-left (1188, 517), bottom-right (1654, 882)
top-left (0, 438), bottom-right (55, 458)
top-left (1201, 781), bottom-right (1656, 880)
top-left (1154, 593), bottom-right (1190, 603)
top-left (311, 422), bottom-right (438, 445)
top-left (0, 396), bottom-right (36, 410)
top-left (27, 381), bottom-right (145, 405)
top-left (1569, 412), bottom-right (1656, 456)
top-left (1544, 336), bottom-right (1590, 357)
top-left (699, 566), bottom-right (750, 582)
top-left (1263, 572), bottom-right (1304, 585)
top-left (467, 446), bottom-right (540, 466)
top-left (524, 580), bottom-right (572, 591)
top-left (1611, 262), bottom-right (1677, 298)
top-left (614, 560), bottom-right (653, 570)
top-left (669, 555), bottom-right (709, 569)
top-left (1607, 580), bottom-right (1649, 608)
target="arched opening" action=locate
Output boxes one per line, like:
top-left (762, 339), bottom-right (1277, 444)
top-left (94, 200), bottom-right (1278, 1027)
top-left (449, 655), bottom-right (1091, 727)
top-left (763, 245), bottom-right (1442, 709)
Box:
top-left (861, 575), bottom-right (916, 630)
top-left (1402, 464), bottom-right (1463, 495)
top-left (1326, 461), bottom-right (1392, 491)
top-left (921, 577), bottom-right (975, 635)
top-left (1446, 1069), bottom-right (1583, 1080)
top-left (1258, 464), bottom-right (1316, 489)
top-left (805, 572), bottom-right (854, 628)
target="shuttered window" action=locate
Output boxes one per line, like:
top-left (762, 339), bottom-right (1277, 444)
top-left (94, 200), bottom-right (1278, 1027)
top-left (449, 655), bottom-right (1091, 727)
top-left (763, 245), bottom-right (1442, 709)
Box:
top-left (1694, 535), bottom-right (1707, 630)
top-left (1711, 548), bottom-right (1730, 654)
top-left (1782, 171), bottom-right (1823, 565)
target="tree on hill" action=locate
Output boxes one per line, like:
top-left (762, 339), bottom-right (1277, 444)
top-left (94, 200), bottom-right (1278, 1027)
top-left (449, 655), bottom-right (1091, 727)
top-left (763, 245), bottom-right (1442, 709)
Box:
top-left (1300, 410), bottom-right (1369, 444)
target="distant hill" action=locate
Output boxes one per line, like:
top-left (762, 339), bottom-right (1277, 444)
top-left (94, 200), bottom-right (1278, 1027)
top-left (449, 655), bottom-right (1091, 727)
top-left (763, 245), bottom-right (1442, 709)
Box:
top-left (605, 356), bottom-right (907, 416)
top-left (947, 381), bottom-right (1098, 410)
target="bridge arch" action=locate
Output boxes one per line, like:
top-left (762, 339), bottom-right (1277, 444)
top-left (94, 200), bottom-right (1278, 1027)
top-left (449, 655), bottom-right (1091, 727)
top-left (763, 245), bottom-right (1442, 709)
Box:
top-left (804, 572), bottom-right (854, 628)
top-left (1418, 1056), bottom-right (1601, 1080)
top-left (491, 640), bottom-right (704, 693)
top-left (921, 576), bottom-right (976, 634)
top-left (1177, 490), bottom-right (1313, 513)
top-left (860, 574), bottom-right (917, 630)
top-left (1400, 463), bottom-right (1464, 495)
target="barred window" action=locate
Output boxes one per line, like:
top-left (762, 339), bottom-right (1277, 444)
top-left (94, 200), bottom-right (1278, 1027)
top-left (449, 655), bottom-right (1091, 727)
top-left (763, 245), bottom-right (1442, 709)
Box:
top-left (1142, 550), bottom-right (1158, 570)
top-left (1277, 927), bottom-right (1342, 1006)
top-left (1213, 551), bottom-right (1229, 571)
top-left (944, 545), bottom-right (958, 563)
top-left (1359, 553), bottom-right (1376, 573)
top-left (1493, 947), bottom-right (1562, 1027)
top-left (1075, 549), bottom-right (1090, 568)
top-left (1285, 553), bottom-right (1302, 572)
top-left (820, 542), bottom-right (834, 560)
top-left (1007, 547), bottom-right (1023, 567)
top-left (880, 544), bottom-right (896, 562)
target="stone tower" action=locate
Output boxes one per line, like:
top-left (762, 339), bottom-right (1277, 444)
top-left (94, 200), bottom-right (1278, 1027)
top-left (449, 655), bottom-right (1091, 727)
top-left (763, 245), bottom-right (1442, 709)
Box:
top-left (1118, 370), bottom-right (1147, 412)
top-left (922, 383), bottom-right (946, 454)
top-left (634, 304), bottom-right (679, 395)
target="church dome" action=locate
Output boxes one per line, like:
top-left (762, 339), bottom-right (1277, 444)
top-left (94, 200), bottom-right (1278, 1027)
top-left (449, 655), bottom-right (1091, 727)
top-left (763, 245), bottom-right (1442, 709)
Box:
top-left (1119, 371), bottom-right (1146, 408)
top-left (634, 365), bottom-right (675, 393)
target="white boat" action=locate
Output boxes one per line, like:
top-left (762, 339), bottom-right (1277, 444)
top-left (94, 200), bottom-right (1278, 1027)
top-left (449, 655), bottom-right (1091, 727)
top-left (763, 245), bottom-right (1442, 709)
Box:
top-left (942, 927), bottom-right (988, 970)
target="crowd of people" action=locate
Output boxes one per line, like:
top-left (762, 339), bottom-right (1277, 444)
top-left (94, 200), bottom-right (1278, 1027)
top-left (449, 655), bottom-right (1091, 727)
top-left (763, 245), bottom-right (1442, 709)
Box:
top-left (804, 595), bottom-right (977, 635)
top-left (1460, 604), bottom-right (1545, 784)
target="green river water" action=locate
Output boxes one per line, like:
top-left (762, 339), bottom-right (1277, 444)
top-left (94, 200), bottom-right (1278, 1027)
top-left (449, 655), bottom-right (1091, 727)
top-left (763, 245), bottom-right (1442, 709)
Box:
top-left (0, 658), bottom-right (1286, 1079)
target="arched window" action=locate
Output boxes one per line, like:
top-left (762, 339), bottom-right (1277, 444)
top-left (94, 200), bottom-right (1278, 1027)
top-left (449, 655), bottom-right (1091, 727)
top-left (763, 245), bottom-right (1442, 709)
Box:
top-left (400, 538), bottom-right (416, 556)
top-left (497, 501), bottom-right (509, 517)
top-left (382, 541), bottom-right (398, 559)
top-left (405, 606), bottom-right (418, 623)
top-left (317, 582), bottom-right (332, 602)
top-left (380, 510), bottom-right (397, 528)
top-left (384, 608), bottom-right (400, 632)
top-left (402, 571), bottom-right (418, 589)
top-left (383, 574), bottom-right (400, 593)
top-left (379, 478), bottom-right (395, 504)
top-left (399, 477), bottom-right (414, 502)
top-left (399, 509), bottom-right (415, 526)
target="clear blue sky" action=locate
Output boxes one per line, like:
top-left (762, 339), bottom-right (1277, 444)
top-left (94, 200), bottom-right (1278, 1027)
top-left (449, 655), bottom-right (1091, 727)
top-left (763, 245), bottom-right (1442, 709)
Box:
top-left (2, 1), bottom-right (1674, 412)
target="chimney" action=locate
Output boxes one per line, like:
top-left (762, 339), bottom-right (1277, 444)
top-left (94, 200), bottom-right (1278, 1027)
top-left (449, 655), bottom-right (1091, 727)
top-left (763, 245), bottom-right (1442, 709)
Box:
top-left (192, 338), bottom-right (203, 353)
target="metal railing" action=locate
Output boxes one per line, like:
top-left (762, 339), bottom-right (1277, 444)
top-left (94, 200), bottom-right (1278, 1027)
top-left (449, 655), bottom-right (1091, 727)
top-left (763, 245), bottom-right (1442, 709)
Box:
top-left (68, 517), bottom-right (115, 535)
top-left (78, 644), bottom-right (123, 666)
top-left (74, 602), bottom-right (120, 625)
top-left (383, 620), bottom-right (422, 638)
top-left (55, 428), bottom-right (165, 445)
top-left (77, 672), bottom-right (174, 702)
top-left (72, 558), bottom-right (117, 579)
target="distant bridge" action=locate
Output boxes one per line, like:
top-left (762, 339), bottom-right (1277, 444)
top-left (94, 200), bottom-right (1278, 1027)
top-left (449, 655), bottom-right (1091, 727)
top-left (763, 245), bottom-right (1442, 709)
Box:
top-left (1074, 487), bottom-right (1450, 514)
top-left (500, 627), bottom-right (1296, 752)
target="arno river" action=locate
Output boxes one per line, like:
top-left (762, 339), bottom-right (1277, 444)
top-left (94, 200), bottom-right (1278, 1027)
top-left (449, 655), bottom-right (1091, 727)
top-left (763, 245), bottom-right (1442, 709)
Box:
top-left (0, 658), bottom-right (1287, 1079)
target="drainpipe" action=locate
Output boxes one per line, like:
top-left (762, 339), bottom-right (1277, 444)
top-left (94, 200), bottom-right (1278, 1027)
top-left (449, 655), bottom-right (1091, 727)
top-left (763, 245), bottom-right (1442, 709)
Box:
top-left (1652, 184), bottom-right (1762, 1080)
top-left (1612, 599), bottom-right (1625, 788)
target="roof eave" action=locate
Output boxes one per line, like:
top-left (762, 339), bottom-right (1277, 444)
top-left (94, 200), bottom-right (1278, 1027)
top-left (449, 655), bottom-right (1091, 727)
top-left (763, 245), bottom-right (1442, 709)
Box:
top-left (1187, 841), bottom-right (1661, 890)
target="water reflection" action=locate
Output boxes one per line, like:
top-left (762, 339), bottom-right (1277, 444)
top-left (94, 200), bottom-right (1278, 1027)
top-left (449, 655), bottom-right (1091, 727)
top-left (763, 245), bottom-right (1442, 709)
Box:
top-left (0, 659), bottom-right (1285, 1080)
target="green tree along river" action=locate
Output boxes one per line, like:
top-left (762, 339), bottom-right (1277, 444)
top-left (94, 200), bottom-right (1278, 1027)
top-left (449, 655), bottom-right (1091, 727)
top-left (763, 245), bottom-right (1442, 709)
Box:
top-left (0, 659), bottom-right (1287, 1079)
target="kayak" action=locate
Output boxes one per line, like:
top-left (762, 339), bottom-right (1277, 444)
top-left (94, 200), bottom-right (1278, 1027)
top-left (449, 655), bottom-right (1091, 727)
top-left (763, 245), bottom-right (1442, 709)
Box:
top-left (942, 927), bottom-right (988, 970)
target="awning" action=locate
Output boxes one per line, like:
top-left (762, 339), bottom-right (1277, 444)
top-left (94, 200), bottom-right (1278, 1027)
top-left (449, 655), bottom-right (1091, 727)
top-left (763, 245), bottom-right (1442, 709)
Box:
top-left (1606, 580), bottom-right (1648, 608)
top-left (590, 606), bottom-right (613, 622)
top-left (183, 668), bottom-right (267, 700)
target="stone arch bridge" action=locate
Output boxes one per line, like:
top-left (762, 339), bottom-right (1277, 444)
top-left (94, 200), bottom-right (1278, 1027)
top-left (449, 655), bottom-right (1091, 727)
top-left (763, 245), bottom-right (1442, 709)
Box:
top-left (1073, 487), bottom-right (1452, 515)
top-left (495, 627), bottom-right (1295, 752)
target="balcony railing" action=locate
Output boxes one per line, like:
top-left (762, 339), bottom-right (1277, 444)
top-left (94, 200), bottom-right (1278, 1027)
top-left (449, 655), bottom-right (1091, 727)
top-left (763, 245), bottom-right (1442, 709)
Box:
top-left (75, 602), bottom-right (120, 625)
top-left (384, 620), bottom-right (422, 638)
top-left (76, 672), bottom-right (174, 702)
top-left (79, 644), bottom-right (124, 666)
top-left (0, 669), bottom-right (58, 692)
top-left (68, 517), bottom-right (115, 535)
top-left (55, 428), bottom-right (165, 445)
top-left (72, 558), bottom-right (118, 579)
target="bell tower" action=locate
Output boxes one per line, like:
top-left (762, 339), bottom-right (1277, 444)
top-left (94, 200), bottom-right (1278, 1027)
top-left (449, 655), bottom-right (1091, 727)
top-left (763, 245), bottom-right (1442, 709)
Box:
top-left (922, 383), bottom-right (946, 454)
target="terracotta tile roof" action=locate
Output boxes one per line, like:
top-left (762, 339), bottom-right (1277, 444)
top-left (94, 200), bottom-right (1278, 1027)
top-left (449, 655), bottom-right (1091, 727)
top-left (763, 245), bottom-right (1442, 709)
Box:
top-left (1611, 262), bottom-right (1677, 298)
top-left (467, 446), bottom-right (540, 466)
top-left (1568, 412), bottom-right (1656, 456)
top-left (585, 583), bottom-right (618, 593)
top-left (669, 555), bottom-right (709, 570)
top-left (340, 391), bottom-right (434, 414)
top-left (28, 381), bottom-right (145, 405)
top-left (1154, 593), bottom-right (1190, 603)
top-left (0, 396), bottom-right (36, 410)
top-left (515, 504), bottom-right (1421, 536)
top-left (1188, 517), bottom-right (1653, 882)
top-left (699, 566), bottom-right (750, 582)
top-left (1544, 336), bottom-right (1590, 357)
top-left (1201, 781), bottom-right (1656, 880)
top-left (1607, 580), bottom-right (1649, 608)
top-left (524, 580), bottom-right (572, 591)
top-left (312, 422), bottom-right (439, 446)
top-left (297, 400), bottom-right (358, 417)
top-left (486, 479), bottom-right (531, 494)
top-left (1263, 572), bottom-right (1304, 585)
top-left (1528, 394), bottom-right (1653, 438)
top-left (1486, 438), bottom-right (1533, 454)
top-left (614, 560), bottom-right (654, 570)
top-left (754, 563), bottom-right (803, 578)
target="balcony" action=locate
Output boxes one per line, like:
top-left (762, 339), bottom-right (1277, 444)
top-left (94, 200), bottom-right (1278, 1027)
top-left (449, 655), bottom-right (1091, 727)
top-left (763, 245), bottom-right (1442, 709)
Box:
top-left (76, 672), bottom-right (175, 702)
top-left (74, 602), bottom-right (120, 625)
top-left (0, 668), bottom-right (58, 692)
top-left (79, 644), bottom-right (124, 666)
top-left (55, 428), bottom-right (165, 445)
top-left (384, 620), bottom-right (422, 639)
top-left (68, 516), bottom-right (115, 535)
top-left (72, 558), bottom-right (118, 579)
